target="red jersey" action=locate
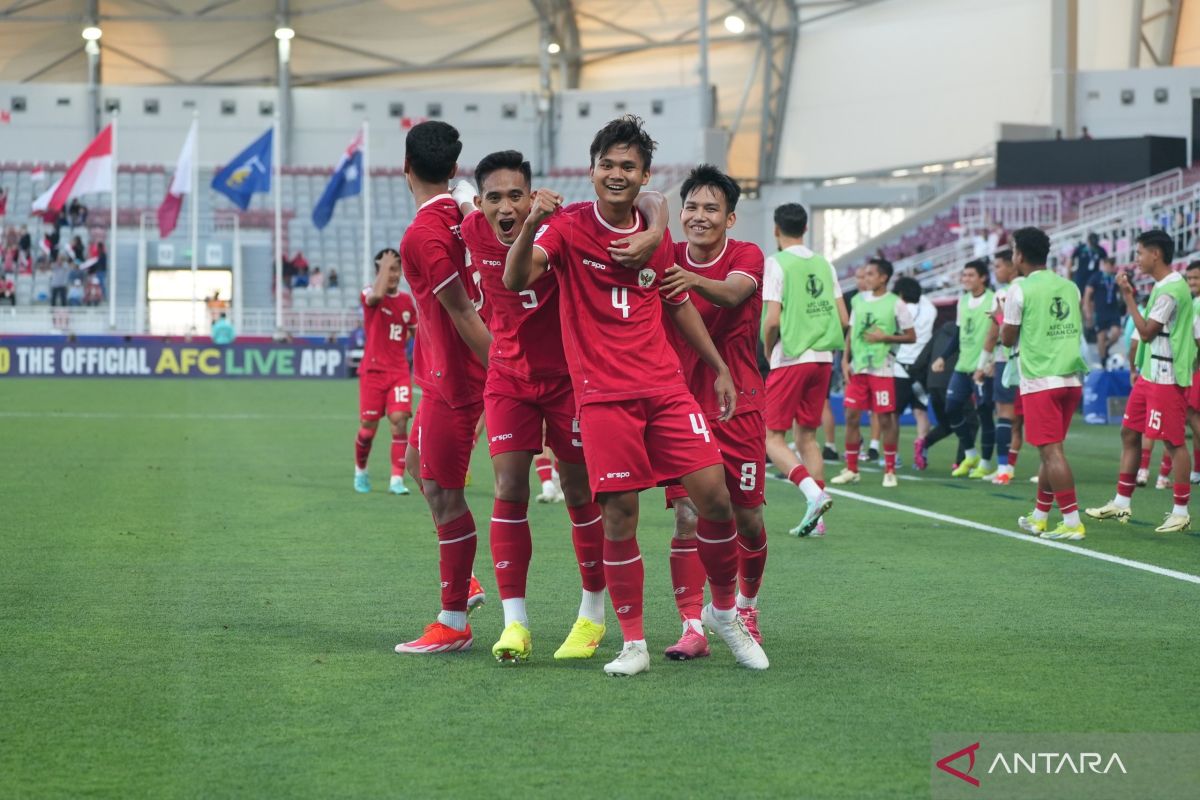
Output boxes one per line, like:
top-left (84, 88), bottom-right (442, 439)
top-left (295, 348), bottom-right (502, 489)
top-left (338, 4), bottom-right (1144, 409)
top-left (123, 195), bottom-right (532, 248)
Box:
top-left (360, 287), bottom-right (416, 375)
top-left (399, 193), bottom-right (485, 408)
top-left (533, 201), bottom-right (688, 407)
top-left (666, 238), bottom-right (766, 419)
top-left (460, 209), bottom-right (569, 380)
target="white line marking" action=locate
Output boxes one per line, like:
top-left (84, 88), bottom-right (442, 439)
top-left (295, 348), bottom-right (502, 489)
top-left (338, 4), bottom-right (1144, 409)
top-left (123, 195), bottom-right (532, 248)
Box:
top-left (0, 411), bottom-right (344, 421)
top-left (824, 487), bottom-right (1200, 586)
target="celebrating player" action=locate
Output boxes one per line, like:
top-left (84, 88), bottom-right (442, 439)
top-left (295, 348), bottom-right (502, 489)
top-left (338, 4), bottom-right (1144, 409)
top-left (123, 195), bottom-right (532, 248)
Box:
top-left (1086, 229), bottom-right (1197, 533)
top-left (454, 149), bottom-right (667, 663)
top-left (393, 121), bottom-right (493, 654)
top-left (506, 116), bottom-right (767, 676)
top-left (831, 257), bottom-right (915, 487)
top-left (657, 165), bottom-right (768, 659)
top-left (1000, 227), bottom-right (1089, 539)
top-left (760, 203), bottom-right (845, 536)
top-left (354, 248), bottom-right (417, 495)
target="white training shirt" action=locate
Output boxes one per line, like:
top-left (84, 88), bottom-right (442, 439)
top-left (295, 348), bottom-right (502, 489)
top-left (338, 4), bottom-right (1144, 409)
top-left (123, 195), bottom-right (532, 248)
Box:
top-left (1003, 278), bottom-right (1084, 395)
top-left (763, 244), bottom-right (842, 369)
top-left (848, 291), bottom-right (916, 377)
top-left (894, 295), bottom-right (937, 378)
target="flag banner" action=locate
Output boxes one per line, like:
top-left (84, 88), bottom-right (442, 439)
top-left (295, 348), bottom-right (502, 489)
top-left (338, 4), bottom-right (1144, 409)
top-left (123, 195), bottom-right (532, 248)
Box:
top-left (312, 131), bottom-right (364, 229)
top-left (211, 128), bottom-right (273, 210)
top-left (31, 125), bottom-right (113, 217)
top-left (158, 120), bottom-right (198, 238)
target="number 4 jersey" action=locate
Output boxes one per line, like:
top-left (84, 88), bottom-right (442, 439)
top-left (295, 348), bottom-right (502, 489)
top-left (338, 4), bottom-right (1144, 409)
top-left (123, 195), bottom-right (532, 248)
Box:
top-left (533, 201), bottom-right (689, 408)
top-left (360, 287), bottom-right (417, 375)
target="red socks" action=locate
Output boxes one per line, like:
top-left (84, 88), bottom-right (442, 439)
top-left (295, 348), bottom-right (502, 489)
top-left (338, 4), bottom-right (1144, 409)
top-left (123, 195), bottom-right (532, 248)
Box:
top-left (1117, 472), bottom-right (1136, 499)
top-left (1009, 447), bottom-right (1020, 467)
top-left (1159, 452), bottom-right (1173, 480)
top-left (845, 439), bottom-right (861, 473)
top-left (1055, 489), bottom-right (1078, 517)
top-left (354, 426), bottom-right (376, 469)
top-left (568, 503), bottom-right (606, 592)
top-left (489, 500), bottom-right (531, 601)
top-left (534, 455), bottom-right (553, 483)
top-left (737, 526), bottom-right (767, 600)
top-left (391, 431), bottom-right (407, 477)
top-left (695, 517), bottom-right (738, 611)
top-left (1035, 488), bottom-right (1053, 513)
top-left (883, 448), bottom-right (897, 473)
top-left (787, 464), bottom-right (811, 485)
top-left (1173, 482), bottom-right (1190, 510)
top-left (436, 510), bottom-right (477, 613)
top-left (603, 537), bottom-right (644, 641)
top-left (669, 536), bottom-right (705, 622)
top-left (1139, 448), bottom-right (1152, 471)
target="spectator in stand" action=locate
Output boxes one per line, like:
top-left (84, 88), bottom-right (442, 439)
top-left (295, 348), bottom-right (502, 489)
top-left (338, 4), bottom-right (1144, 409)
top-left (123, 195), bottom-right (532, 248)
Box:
top-left (0, 187), bottom-right (8, 217)
top-left (1084, 256), bottom-right (1125, 365)
top-left (309, 267), bottom-right (325, 289)
top-left (50, 255), bottom-right (69, 306)
top-left (1080, 126), bottom-right (1092, 140)
top-left (291, 251), bottom-right (310, 288)
top-left (0, 272), bottom-right (14, 305)
top-left (328, 268), bottom-right (339, 288)
top-left (211, 313), bottom-right (236, 345)
top-left (67, 278), bottom-right (84, 306)
top-left (1069, 233), bottom-right (1107, 295)
top-left (68, 198), bottom-right (88, 227)
top-left (84, 276), bottom-right (103, 306)
top-left (89, 241), bottom-right (107, 292)
top-left (18, 225), bottom-right (31, 263)
top-left (69, 235), bottom-right (85, 262)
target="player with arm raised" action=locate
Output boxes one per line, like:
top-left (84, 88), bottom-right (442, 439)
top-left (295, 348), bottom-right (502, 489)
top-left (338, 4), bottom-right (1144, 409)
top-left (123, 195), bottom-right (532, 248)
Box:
top-left (655, 165), bottom-right (769, 659)
top-left (450, 149), bottom-right (668, 663)
top-left (354, 248), bottom-right (418, 495)
top-left (393, 121), bottom-right (492, 655)
top-left (505, 116), bottom-right (767, 676)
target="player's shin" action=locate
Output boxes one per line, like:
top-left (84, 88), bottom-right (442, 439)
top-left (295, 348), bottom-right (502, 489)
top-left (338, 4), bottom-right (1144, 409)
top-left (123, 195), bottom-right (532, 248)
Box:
top-left (436, 510), bottom-right (478, 630)
top-left (355, 426), bottom-right (377, 470)
top-left (602, 535), bottom-right (645, 643)
top-left (490, 499), bottom-right (532, 626)
top-left (695, 517), bottom-right (738, 612)
top-left (669, 536), bottom-right (705, 630)
top-left (736, 523), bottom-right (767, 608)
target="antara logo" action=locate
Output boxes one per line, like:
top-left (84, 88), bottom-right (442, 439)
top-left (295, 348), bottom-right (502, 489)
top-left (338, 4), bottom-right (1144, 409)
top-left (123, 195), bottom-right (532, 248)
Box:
top-left (936, 742), bottom-right (1129, 787)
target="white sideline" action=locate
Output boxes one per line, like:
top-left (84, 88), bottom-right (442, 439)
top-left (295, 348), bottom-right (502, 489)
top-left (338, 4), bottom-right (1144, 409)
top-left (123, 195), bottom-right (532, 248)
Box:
top-left (0, 411), bottom-right (343, 421)
top-left (824, 487), bottom-right (1200, 586)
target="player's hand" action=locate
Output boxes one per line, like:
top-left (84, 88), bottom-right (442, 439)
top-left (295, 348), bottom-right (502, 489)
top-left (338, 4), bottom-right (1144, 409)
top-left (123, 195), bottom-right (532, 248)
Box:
top-left (842, 362), bottom-right (853, 385)
top-left (609, 229), bottom-right (662, 268)
top-left (376, 249), bottom-right (400, 273)
top-left (1116, 270), bottom-right (1134, 298)
top-left (863, 327), bottom-right (887, 343)
top-left (528, 189), bottom-right (563, 226)
top-left (984, 362), bottom-right (995, 378)
top-left (931, 357), bottom-right (945, 374)
top-left (714, 369), bottom-right (736, 422)
top-left (451, 179), bottom-right (477, 208)
top-left (973, 368), bottom-right (984, 383)
top-left (660, 265), bottom-right (697, 300)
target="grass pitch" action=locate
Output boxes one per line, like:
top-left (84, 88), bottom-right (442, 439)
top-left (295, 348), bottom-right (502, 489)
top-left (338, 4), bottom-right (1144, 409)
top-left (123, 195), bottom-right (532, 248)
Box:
top-left (2, 379), bottom-right (1198, 799)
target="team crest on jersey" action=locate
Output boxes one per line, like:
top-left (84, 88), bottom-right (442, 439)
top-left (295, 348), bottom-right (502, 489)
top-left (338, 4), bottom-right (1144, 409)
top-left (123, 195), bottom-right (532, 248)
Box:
top-left (402, 311), bottom-right (411, 323)
top-left (637, 268), bottom-right (656, 289)
top-left (806, 273), bottom-right (823, 298)
top-left (1050, 295), bottom-right (1070, 321)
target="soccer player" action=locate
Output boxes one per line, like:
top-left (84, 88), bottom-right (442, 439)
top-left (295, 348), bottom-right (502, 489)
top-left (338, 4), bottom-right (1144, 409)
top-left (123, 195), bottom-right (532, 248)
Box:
top-left (984, 249), bottom-right (1023, 485)
top-left (830, 257), bottom-right (915, 487)
top-left (760, 202), bottom-right (845, 535)
top-left (454, 149), bottom-right (667, 663)
top-left (393, 121), bottom-right (494, 654)
top-left (893, 276), bottom-right (936, 469)
top-left (354, 248), bottom-right (417, 495)
top-left (656, 165), bottom-right (768, 659)
top-left (506, 115), bottom-right (768, 676)
top-left (1086, 229), bottom-right (1197, 533)
top-left (1084, 256), bottom-right (1124, 364)
top-left (929, 260), bottom-right (997, 478)
top-left (1186, 261), bottom-right (1200, 484)
top-left (1003, 227), bottom-right (1088, 539)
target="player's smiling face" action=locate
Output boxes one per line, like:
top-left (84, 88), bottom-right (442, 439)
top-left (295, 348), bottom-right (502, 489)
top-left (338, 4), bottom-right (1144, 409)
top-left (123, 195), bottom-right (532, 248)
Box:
top-left (477, 169), bottom-right (532, 245)
top-left (960, 267), bottom-right (983, 294)
top-left (591, 144), bottom-right (649, 206)
top-left (681, 185), bottom-right (734, 249)
top-left (1186, 268), bottom-right (1200, 296)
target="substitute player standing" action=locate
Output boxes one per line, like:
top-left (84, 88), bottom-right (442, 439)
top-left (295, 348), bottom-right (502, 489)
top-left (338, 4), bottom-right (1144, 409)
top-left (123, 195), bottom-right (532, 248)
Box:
top-left (831, 257), bottom-right (915, 487)
top-left (506, 116), bottom-right (767, 676)
top-left (656, 165), bottom-right (768, 660)
top-left (354, 248), bottom-right (417, 495)
top-left (1085, 229), bottom-right (1197, 534)
top-left (455, 149), bottom-right (668, 663)
top-left (1000, 227), bottom-right (1089, 540)
top-left (760, 203), bottom-right (845, 536)
top-left (393, 121), bottom-right (494, 654)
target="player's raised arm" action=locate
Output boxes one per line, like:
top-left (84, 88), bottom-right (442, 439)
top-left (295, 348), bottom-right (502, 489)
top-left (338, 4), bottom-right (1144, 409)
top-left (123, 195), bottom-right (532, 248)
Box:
top-left (364, 249), bottom-right (397, 306)
top-left (1118, 270), bottom-right (1164, 341)
top-left (451, 178), bottom-right (477, 217)
top-left (609, 190), bottom-right (669, 268)
top-left (662, 266), bottom-right (755, 308)
top-left (504, 189), bottom-right (560, 291)
top-left (664, 298), bottom-right (736, 421)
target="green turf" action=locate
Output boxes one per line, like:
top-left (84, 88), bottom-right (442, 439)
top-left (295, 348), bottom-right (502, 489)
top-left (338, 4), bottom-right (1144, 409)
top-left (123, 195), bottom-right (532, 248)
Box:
top-left (2, 379), bottom-right (1198, 799)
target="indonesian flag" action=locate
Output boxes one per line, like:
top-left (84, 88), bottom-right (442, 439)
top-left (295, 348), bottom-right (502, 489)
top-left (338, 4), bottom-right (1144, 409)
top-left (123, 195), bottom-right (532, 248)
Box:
top-left (31, 124), bottom-right (113, 217)
top-left (30, 165), bottom-right (45, 183)
top-left (157, 120), bottom-right (197, 238)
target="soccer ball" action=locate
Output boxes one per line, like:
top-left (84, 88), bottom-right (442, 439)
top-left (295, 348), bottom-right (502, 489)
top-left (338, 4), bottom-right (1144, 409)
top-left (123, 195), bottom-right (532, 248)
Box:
top-left (1105, 353), bottom-right (1129, 372)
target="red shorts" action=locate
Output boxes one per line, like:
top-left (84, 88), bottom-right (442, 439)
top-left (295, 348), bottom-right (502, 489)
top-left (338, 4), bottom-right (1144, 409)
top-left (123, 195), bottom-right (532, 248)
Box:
top-left (578, 390), bottom-right (723, 497)
top-left (1188, 370), bottom-right (1200, 412)
top-left (359, 370), bottom-right (412, 419)
top-left (844, 373), bottom-right (897, 413)
top-left (1123, 379), bottom-right (1187, 446)
top-left (1014, 388), bottom-right (1024, 417)
top-left (483, 369), bottom-right (583, 463)
top-left (765, 363), bottom-right (832, 431)
top-left (665, 411), bottom-right (767, 509)
top-left (1023, 386), bottom-right (1081, 446)
top-left (413, 392), bottom-right (484, 489)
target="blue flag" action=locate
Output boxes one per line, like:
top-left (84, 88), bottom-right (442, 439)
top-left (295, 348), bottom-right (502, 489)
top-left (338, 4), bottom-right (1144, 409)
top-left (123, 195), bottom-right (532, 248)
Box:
top-left (312, 132), bottom-right (364, 229)
top-left (211, 128), bottom-right (273, 210)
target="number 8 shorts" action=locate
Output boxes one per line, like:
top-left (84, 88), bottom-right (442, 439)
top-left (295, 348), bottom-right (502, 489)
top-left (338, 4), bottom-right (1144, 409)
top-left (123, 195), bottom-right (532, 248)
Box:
top-left (665, 410), bottom-right (767, 509)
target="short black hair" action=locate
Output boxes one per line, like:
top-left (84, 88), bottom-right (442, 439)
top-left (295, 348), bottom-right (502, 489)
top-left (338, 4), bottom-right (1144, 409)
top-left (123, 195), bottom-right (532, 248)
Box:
top-left (1087, 232), bottom-right (1100, 246)
top-left (774, 203), bottom-right (808, 238)
top-left (964, 258), bottom-right (991, 289)
top-left (994, 248), bottom-right (1013, 263)
top-left (374, 247), bottom-right (399, 274)
top-left (1012, 227), bottom-right (1050, 266)
top-left (867, 257), bottom-right (894, 281)
top-left (1187, 260), bottom-right (1200, 273)
top-left (475, 150), bottom-right (531, 192)
top-left (589, 115), bottom-right (656, 171)
top-left (680, 164), bottom-right (740, 213)
top-left (1136, 228), bottom-right (1175, 264)
top-left (894, 275), bottom-right (922, 303)
top-left (405, 120), bottom-right (462, 184)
